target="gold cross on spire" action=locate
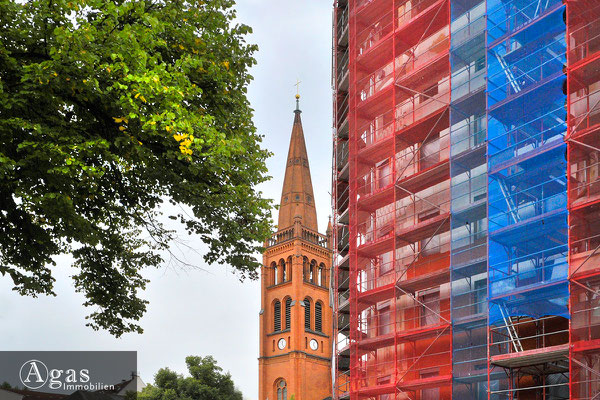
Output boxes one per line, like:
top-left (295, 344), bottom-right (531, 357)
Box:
top-left (294, 79), bottom-right (301, 111)
top-left (294, 79), bottom-right (301, 99)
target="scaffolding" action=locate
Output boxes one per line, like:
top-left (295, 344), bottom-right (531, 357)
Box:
top-left (331, 0), bottom-right (600, 399)
top-left (450, 0), bottom-right (488, 398)
top-left (486, 0), bottom-right (569, 398)
top-left (336, 0), bottom-right (455, 398)
top-left (567, 0), bottom-right (600, 398)
top-left (333, 0), bottom-right (351, 398)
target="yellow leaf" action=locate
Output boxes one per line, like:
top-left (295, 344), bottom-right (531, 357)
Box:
top-left (113, 117), bottom-right (123, 123)
top-left (166, 126), bottom-right (172, 132)
top-left (135, 93), bottom-right (140, 99)
top-left (140, 95), bottom-right (147, 103)
top-left (119, 126), bottom-right (126, 131)
top-left (180, 146), bottom-right (193, 156)
top-left (173, 134), bottom-right (183, 141)
top-left (223, 61), bottom-right (230, 70)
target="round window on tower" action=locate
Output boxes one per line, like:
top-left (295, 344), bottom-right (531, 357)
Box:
top-left (295, 195), bottom-right (300, 201)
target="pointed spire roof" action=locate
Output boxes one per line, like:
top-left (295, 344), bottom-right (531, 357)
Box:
top-left (278, 95), bottom-right (318, 231)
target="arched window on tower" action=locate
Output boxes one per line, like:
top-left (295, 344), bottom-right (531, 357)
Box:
top-left (315, 301), bottom-right (323, 332)
top-left (310, 259), bottom-right (317, 283)
top-left (304, 297), bottom-right (311, 330)
top-left (303, 257), bottom-right (309, 281)
top-left (287, 256), bottom-right (293, 282)
top-left (317, 264), bottom-right (322, 286)
top-left (320, 263), bottom-right (327, 287)
top-left (317, 264), bottom-right (323, 286)
top-left (274, 300), bottom-right (281, 332)
top-left (280, 258), bottom-right (286, 283)
top-left (276, 379), bottom-right (287, 400)
top-left (272, 261), bottom-right (278, 286)
top-left (285, 297), bottom-right (292, 330)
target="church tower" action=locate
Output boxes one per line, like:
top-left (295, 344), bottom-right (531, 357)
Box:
top-left (258, 95), bottom-right (333, 400)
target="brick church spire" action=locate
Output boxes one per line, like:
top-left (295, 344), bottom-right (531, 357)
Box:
top-left (259, 92), bottom-right (332, 400)
top-left (277, 94), bottom-right (318, 231)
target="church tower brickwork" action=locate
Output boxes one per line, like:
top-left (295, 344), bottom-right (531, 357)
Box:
top-left (258, 96), bottom-right (333, 400)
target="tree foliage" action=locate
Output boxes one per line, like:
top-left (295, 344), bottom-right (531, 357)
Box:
top-left (0, 0), bottom-right (272, 336)
top-left (138, 356), bottom-right (243, 400)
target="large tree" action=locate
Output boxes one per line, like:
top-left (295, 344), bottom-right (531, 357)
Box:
top-left (0, 0), bottom-right (272, 336)
top-left (137, 356), bottom-right (243, 400)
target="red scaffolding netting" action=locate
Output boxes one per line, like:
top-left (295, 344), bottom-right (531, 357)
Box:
top-left (339, 0), bottom-right (454, 398)
top-left (568, 0), bottom-right (600, 398)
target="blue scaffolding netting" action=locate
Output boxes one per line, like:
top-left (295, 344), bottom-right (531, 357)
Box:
top-left (486, 0), bottom-right (569, 397)
top-left (450, 0), bottom-right (488, 398)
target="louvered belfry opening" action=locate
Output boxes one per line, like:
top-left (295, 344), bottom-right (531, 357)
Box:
top-left (274, 300), bottom-right (281, 332)
top-left (304, 298), bottom-right (311, 330)
top-left (315, 302), bottom-right (323, 332)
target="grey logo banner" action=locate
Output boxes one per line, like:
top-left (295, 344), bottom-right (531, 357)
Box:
top-left (0, 351), bottom-right (137, 396)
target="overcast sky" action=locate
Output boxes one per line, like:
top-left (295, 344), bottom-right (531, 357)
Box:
top-left (0, 2), bottom-right (332, 399)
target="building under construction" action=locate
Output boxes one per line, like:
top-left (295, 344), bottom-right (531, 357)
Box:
top-left (331, 0), bottom-right (600, 398)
